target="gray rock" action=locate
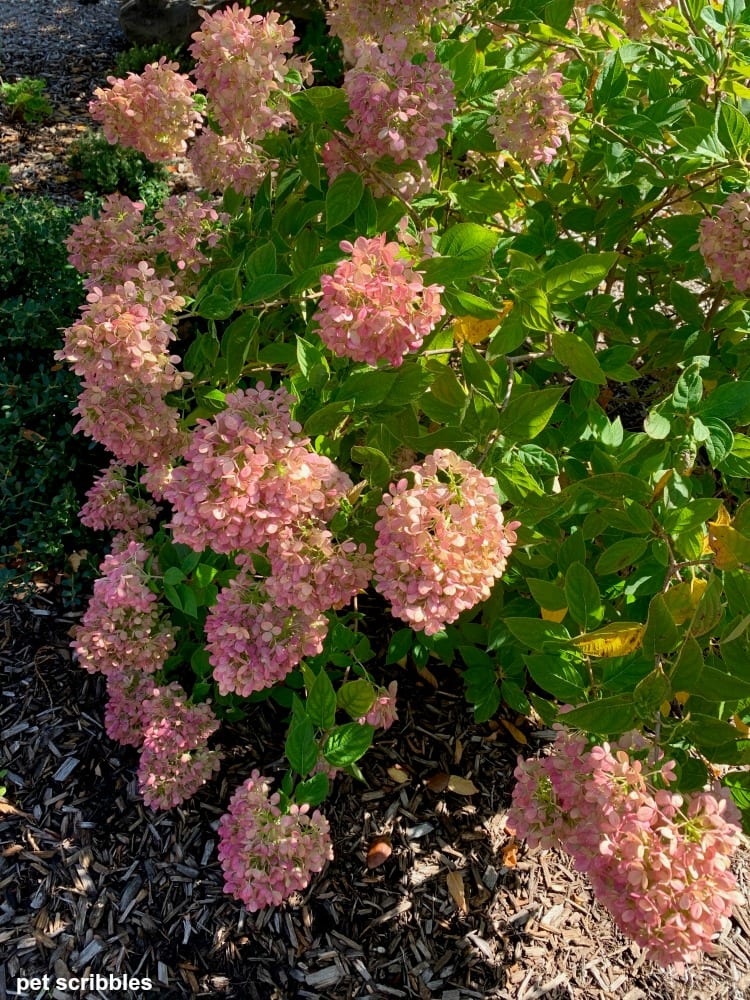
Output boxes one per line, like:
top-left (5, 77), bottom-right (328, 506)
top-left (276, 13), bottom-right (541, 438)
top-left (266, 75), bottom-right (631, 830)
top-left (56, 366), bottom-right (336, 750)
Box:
top-left (117, 0), bottom-right (226, 48)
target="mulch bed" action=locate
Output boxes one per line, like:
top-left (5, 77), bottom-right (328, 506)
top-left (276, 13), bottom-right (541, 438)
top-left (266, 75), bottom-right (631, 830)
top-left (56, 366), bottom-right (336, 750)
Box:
top-left (3, 598), bottom-right (750, 1000)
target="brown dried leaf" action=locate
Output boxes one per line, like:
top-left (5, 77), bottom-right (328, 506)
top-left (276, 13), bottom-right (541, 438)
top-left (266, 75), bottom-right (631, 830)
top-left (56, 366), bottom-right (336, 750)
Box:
top-left (446, 774), bottom-right (479, 796)
top-left (366, 835), bottom-right (392, 869)
top-left (499, 719), bottom-right (528, 745)
top-left (454, 737), bottom-right (464, 765)
top-left (502, 839), bottom-right (519, 868)
top-left (425, 771), bottom-right (450, 793)
top-left (387, 765), bottom-right (410, 784)
top-left (446, 870), bottom-right (468, 913)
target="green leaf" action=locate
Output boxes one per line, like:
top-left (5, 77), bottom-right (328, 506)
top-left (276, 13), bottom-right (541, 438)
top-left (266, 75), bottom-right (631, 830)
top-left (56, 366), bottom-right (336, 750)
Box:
top-left (337, 679), bottom-right (376, 719)
top-left (553, 331), bottom-right (607, 384)
top-left (461, 342), bottom-right (502, 401)
top-left (438, 222), bottom-right (497, 263)
top-left (673, 364), bottom-right (704, 413)
top-left (288, 87), bottom-right (350, 128)
top-left (351, 445), bottom-right (391, 487)
top-left (285, 714), bottom-right (318, 776)
top-left (718, 101), bottom-right (750, 157)
top-left (241, 273), bottom-right (292, 304)
top-left (670, 638), bottom-right (704, 693)
top-left (644, 410), bottom-right (671, 439)
top-left (633, 665), bottom-right (671, 720)
top-left (561, 694), bottom-right (638, 736)
top-left (386, 629), bottom-right (413, 664)
top-left (595, 537), bottom-right (650, 575)
top-left (565, 561), bottom-right (604, 630)
top-left (692, 665), bottom-right (750, 702)
top-left (295, 772), bottom-right (330, 807)
top-left (325, 171), bottom-right (364, 230)
top-left (498, 387), bottom-right (565, 444)
top-left (194, 268), bottom-right (241, 320)
top-left (542, 253), bottom-right (618, 303)
top-left (524, 654), bottom-right (587, 702)
top-left (307, 670), bottom-right (337, 730)
top-left (593, 52), bottom-right (627, 111)
top-left (517, 285), bottom-right (553, 332)
top-left (221, 313), bottom-right (258, 384)
top-left (503, 617), bottom-right (571, 652)
top-left (642, 594), bottom-right (680, 656)
top-left (324, 722), bottom-right (374, 766)
top-left (702, 417), bottom-right (735, 465)
top-left (526, 577), bottom-right (567, 612)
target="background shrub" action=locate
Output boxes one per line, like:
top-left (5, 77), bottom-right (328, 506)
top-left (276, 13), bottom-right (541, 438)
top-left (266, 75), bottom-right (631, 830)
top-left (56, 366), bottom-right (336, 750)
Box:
top-left (0, 197), bottom-right (106, 602)
top-left (67, 130), bottom-right (170, 210)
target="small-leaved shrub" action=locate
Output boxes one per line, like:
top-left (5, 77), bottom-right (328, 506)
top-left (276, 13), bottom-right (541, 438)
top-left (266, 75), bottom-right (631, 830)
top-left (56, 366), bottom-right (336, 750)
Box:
top-left (67, 130), bottom-right (169, 211)
top-left (0, 77), bottom-right (53, 123)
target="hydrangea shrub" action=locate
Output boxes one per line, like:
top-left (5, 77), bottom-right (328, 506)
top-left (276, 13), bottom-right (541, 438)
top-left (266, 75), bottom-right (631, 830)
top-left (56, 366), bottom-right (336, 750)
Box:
top-left (56, 0), bottom-right (750, 962)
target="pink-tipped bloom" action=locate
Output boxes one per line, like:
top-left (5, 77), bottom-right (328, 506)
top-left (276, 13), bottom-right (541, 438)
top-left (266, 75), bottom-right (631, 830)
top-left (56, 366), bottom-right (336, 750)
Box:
top-left (344, 40), bottom-right (455, 166)
top-left (698, 191), bottom-right (750, 293)
top-left (218, 771), bottom-right (333, 910)
top-left (66, 194), bottom-right (148, 285)
top-left (205, 571), bottom-right (328, 697)
top-left (488, 66), bottom-right (573, 166)
top-left (508, 728), bottom-right (746, 971)
top-left (72, 541), bottom-right (175, 678)
top-left (188, 130), bottom-right (277, 198)
top-left (151, 193), bottom-right (229, 292)
top-left (137, 683), bottom-right (223, 810)
top-left (79, 461), bottom-right (158, 536)
top-left (189, 4), bottom-right (312, 140)
top-left (89, 58), bottom-right (201, 161)
top-left (313, 233), bottom-right (444, 368)
top-left (164, 384), bottom-right (352, 554)
top-left (326, 0), bottom-right (455, 59)
top-left (359, 681), bottom-right (399, 730)
top-left (374, 450), bottom-right (518, 634)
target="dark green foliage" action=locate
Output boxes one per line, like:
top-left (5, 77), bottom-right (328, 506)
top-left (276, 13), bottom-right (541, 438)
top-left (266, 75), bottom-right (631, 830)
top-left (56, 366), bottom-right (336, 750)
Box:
top-left (113, 41), bottom-right (194, 77)
top-left (67, 130), bottom-right (169, 209)
top-left (0, 197), bottom-right (106, 601)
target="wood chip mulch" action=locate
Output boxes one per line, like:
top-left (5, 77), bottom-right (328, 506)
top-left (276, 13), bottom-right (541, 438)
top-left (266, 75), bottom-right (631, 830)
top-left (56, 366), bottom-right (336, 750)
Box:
top-left (3, 599), bottom-right (750, 1000)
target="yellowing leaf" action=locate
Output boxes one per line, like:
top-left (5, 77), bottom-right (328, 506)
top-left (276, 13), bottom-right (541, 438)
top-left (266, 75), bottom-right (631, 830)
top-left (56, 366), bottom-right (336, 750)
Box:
top-left (707, 507), bottom-right (750, 570)
top-left (541, 606), bottom-right (568, 623)
top-left (453, 315), bottom-right (498, 347)
top-left (366, 835), bottom-right (393, 869)
top-left (660, 700), bottom-right (672, 717)
top-left (569, 622), bottom-right (644, 658)
top-left (447, 775), bottom-right (479, 796)
top-left (446, 870), bottom-right (468, 913)
top-left (663, 577), bottom-right (708, 625)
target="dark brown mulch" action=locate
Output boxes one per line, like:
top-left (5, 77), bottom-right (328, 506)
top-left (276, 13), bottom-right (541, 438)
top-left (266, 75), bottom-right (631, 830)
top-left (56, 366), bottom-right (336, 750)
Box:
top-left (3, 598), bottom-right (750, 1000)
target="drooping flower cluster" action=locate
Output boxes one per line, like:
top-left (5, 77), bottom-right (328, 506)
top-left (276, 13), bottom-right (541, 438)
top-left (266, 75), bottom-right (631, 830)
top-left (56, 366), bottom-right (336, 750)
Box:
top-left (697, 191), bottom-right (750, 293)
top-left (313, 234), bottom-right (444, 367)
top-left (188, 130), bottom-right (276, 198)
top-left (90, 58), bottom-right (202, 161)
top-left (137, 684), bottom-right (223, 810)
top-left (205, 571), bottom-right (329, 696)
top-left (189, 4), bottom-right (312, 140)
top-left (218, 770), bottom-right (333, 910)
top-left (508, 728), bottom-right (745, 970)
top-left (374, 450), bottom-right (519, 634)
top-left (488, 65), bottom-right (574, 166)
top-left (72, 541), bottom-right (175, 678)
top-left (66, 194), bottom-right (149, 285)
top-left (79, 461), bottom-right (158, 536)
top-left (323, 39), bottom-right (454, 199)
top-left (325, 0), bottom-right (455, 60)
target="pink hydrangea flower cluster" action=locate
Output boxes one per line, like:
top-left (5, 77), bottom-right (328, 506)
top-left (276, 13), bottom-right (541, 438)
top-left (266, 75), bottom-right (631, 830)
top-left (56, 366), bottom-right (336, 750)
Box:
top-left (67, 193), bottom-right (228, 293)
top-left (137, 683), bottom-right (223, 810)
top-left (508, 729), bottom-right (745, 970)
top-left (205, 570), bottom-right (329, 696)
top-left (359, 681), bottom-right (399, 730)
top-left (217, 770), bottom-right (333, 910)
top-left (313, 233), bottom-right (444, 367)
top-left (90, 58), bottom-right (202, 162)
top-left (164, 383), bottom-right (352, 554)
top-left (488, 66), bottom-right (574, 166)
top-left (265, 523), bottom-right (372, 617)
top-left (188, 130), bottom-right (276, 199)
top-left (66, 194), bottom-right (148, 285)
top-left (326, 0), bottom-right (454, 60)
top-left (72, 541), bottom-right (175, 677)
top-left (57, 264), bottom-right (189, 472)
top-left (374, 450), bottom-right (519, 634)
top-left (79, 461), bottom-right (158, 536)
top-left (189, 4), bottom-right (312, 140)
top-left (343, 41), bottom-right (455, 165)
top-left (618, 0), bottom-right (671, 37)
top-left (323, 39), bottom-right (454, 199)
top-left (698, 191), bottom-right (750, 293)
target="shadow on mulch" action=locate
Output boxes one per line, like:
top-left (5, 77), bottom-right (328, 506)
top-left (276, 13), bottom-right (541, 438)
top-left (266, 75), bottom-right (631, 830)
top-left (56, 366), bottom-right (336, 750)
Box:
top-left (2, 598), bottom-right (750, 1000)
